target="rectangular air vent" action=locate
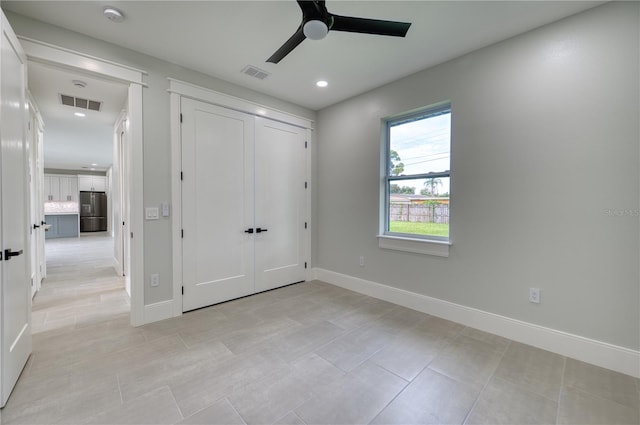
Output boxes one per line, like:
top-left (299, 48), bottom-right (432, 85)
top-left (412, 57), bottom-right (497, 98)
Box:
top-left (241, 65), bottom-right (270, 80)
top-left (59, 94), bottom-right (102, 112)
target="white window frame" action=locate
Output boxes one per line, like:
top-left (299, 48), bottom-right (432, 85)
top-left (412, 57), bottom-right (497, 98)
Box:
top-left (378, 103), bottom-right (452, 257)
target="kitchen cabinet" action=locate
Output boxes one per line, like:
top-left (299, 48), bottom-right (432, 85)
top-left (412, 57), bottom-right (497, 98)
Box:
top-left (44, 214), bottom-right (79, 239)
top-left (43, 175), bottom-right (60, 201)
top-left (59, 176), bottom-right (78, 201)
top-left (78, 175), bottom-right (107, 192)
top-left (44, 174), bottom-right (78, 201)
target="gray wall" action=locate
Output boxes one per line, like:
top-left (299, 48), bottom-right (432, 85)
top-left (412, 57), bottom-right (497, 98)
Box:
top-left (315, 2), bottom-right (639, 350)
top-left (6, 11), bottom-right (315, 305)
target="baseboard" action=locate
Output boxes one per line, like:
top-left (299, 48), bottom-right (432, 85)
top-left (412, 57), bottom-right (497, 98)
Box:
top-left (143, 300), bottom-right (174, 324)
top-left (112, 257), bottom-right (122, 277)
top-left (312, 268), bottom-right (640, 378)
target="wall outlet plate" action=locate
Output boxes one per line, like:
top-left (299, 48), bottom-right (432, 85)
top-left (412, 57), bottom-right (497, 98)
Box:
top-left (529, 287), bottom-right (541, 304)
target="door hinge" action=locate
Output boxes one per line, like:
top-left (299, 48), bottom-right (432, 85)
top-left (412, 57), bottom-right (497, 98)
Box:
top-left (181, 229), bottom-right (184, 238)
top-left (130, 232), bottom-right (134, 238)
top-left (180, 113), bottom-right (183, 123)
top-left (304, 181), bottom-right (308, 189)
top-left (305, 141), bottom-right (308, 149)
top-left (304, 262), bottom-right (307, 269)
top-left (304, 222), bottom-right (307, 229)
top-left (181, 286), bottom-right (184, 295)
top-left (180, 171), bottom-right (183, 181)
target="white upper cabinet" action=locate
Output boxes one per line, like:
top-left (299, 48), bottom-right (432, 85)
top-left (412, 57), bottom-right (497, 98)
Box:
top-left (60, 176), bottom-right (78, 201)
top-left (78, 175), bottom-right (106, 192)
top-left (44, 174), bottom-right (79, 201)
top-left (43, 175), bottom-right (60, 201)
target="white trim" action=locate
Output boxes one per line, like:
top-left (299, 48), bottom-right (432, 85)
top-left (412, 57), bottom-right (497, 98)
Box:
top-left (312, 267), bottom-right (640, 378)
top-left (167, 78), bottom-right (314, 130)
top-left (144, 300), bottom-right (175, 324)
top-left (170, 92), bottom-right (183, 318)
top-left (112, 256), bottom-right (122, 277)
top-left (305, 130), bottom-right (313, 281)
top-left (18, 36), bottom-right (146, 84)
top-left (22, 38), bottom-right (146, 327)
top-left (128, 83), bottom-right (144, 326)
top-left (378, 234), bottom-right (451, 257)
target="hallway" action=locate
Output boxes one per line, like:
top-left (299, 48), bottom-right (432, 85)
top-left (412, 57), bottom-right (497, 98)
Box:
top-left (32, 234), bottom-right (128, 334)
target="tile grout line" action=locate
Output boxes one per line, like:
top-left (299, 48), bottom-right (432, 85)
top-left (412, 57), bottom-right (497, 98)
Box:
top-left (460, 339), bottom-right (512, 425)
top-left (555, 356), bottom-right (567, 425)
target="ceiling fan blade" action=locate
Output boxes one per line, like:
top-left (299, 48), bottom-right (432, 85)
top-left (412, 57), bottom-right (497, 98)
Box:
top-left (330, 14), bottom-right (411, 37)
top-left (267, 26), bottom-right (306, 64)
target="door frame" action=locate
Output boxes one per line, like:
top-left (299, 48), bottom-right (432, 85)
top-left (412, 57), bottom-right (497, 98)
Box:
top-left (27, 91), bottom-right (45, 297)
top-left (19, 36), bottom-right (147, 326)
top-left (168, 78), bottom-right (314, 318)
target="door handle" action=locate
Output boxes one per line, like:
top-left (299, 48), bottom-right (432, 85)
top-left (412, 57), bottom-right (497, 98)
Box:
top-left (33, 224), bottom-right (40, 229)
top-left (41, 220), bottom-right (46, 225)
top-left (244, 228), bottom-right (254, 234)
top-left (4, 249), bottom-right (23, 261)
top-left (256, 228), bottom-right (268, 233)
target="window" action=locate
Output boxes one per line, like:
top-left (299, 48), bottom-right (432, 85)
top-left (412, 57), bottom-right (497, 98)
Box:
top-left (381, 103), bottom-right (451, 252)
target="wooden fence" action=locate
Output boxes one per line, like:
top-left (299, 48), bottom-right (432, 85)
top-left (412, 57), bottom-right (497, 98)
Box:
top-left (390, 203), bottom-right (450, 224)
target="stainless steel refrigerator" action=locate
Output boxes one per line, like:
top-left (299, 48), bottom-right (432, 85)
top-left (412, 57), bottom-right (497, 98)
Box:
top-left (80, 191), bottom-right (107, 232)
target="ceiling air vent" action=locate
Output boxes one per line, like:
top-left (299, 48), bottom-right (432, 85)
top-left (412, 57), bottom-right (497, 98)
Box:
top-left (241, 65), bottom-right (270, 80)
top-left (59, 94), bottom-right (102, 112)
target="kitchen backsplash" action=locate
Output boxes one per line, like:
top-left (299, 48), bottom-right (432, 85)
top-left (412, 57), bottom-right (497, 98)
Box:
top-left (44, 201), bottom-right (79, 214)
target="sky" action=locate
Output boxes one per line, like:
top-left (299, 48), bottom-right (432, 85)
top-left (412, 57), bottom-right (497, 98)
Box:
top-left (389, 112), bottom-right (451, 195)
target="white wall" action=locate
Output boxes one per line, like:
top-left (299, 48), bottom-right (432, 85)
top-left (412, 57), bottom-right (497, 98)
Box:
top-left (6, 11), bottom-right (316, 306)
top-left (315, 2), bottom-right (639, 350)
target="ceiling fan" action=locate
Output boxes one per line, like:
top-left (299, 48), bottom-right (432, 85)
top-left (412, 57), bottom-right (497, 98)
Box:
top-left (267, 0), bottom-right (412, 64)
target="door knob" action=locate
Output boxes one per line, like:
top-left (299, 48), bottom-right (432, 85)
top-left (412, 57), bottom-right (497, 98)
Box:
top-left (3, 249), bottom-right (23, 261)
top-left (256, 228), bottom-right (268, 233)
top-left (244, 228), bottom-right (254, 234)
top-left (41, 220), bottom-right (46, 225)
top-left (33, 224), bottom-right (40, 229)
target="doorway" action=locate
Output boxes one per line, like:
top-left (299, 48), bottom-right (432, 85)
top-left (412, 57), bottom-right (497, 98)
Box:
top-left (19, 36), bottom-right (144, 326)
top-left (27, 59), bottom-right (131, 329)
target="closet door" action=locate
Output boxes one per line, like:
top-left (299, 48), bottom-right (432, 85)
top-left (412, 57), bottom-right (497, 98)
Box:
top-left (181, 98), bottom-right (255, 312)
top-left (254, 117), bottom-right (307, 292)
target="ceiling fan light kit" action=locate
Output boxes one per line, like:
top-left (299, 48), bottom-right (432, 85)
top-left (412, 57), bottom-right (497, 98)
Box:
top-left (267, 0), bottom-right (411, 64)
top-left (303, 20), bottom-right (329, 40)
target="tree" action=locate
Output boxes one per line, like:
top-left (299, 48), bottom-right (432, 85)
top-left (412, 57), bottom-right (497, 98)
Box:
top-left (421, 178), bottom-right (443, 196)
top-left (390, 184), bottom-right (415, 194)
top-left (389, 150), bottom-right (404, 176)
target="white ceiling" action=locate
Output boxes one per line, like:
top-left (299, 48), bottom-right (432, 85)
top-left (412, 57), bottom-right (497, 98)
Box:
top-left (28, 61), bottom-right (128, 171)
top-left (4, 1), bottom-right (604, 170)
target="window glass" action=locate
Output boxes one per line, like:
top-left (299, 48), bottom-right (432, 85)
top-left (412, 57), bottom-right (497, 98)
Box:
top-left (385, 105), bottom-right (451, 240)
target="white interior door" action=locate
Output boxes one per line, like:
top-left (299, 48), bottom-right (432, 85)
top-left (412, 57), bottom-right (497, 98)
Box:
top-left (36, 124), bottom-right (45, 282)
top-left (0, 10), bottom-right (32, 407)
top-left (181, 98), bottom-right (255, 312)
top-left (254, 117), bottom-right (307, 292)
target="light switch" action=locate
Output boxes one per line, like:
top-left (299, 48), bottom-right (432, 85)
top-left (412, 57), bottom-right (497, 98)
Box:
top-left (161, 203), bottom-right (170, 217)
top-left (145, 207), bottom-right (159, 220)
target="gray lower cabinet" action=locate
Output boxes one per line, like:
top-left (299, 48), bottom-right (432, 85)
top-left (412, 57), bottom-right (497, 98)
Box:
top-left (45, 214), bottom-right (79, 239)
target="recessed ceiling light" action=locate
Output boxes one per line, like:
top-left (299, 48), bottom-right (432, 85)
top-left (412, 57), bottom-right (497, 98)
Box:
top-left (74, 112), bottom-right (86, 117)
top-left (103, 7), bottom-right (125, 23)
top-left (316, 80), bottom-right (328, 88)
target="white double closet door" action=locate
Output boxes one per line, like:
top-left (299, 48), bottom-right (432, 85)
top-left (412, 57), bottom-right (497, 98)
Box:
top-left (181, 98), bottom-right (307, 312)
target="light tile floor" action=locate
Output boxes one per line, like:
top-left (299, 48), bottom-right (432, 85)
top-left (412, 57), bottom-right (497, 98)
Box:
top-left (2, 235), bottom-right (639, 424)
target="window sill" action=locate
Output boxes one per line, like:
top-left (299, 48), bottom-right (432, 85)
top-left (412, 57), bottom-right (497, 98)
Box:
top-left (377, 234), bottom-right (451, 257)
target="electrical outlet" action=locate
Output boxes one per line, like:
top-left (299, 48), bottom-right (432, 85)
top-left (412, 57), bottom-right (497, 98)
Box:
top-left (359, 256), bottom-right (365, 267)
top-left (529, 287), bottom-right (540, 304)
top-left (150, 274), bottom-right (160, 287)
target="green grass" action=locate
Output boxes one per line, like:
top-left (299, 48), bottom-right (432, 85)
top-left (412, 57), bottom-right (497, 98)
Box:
top-left (389, 221), bottom-right (449, 237)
